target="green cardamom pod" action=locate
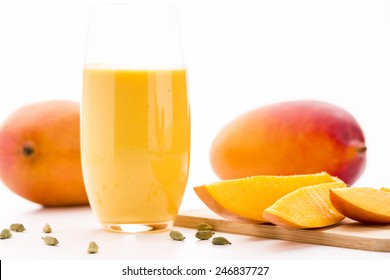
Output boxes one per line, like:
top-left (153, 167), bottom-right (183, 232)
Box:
top-left (43, 223), bottom-right (52, 233)
top-left (87, 241), bottom-right (99, 254)
top-left (195, 230), bottom-right (215, 240)
top-left (196, 223), bottom-right (213, 231)
top-left (212, 236), bottom-right (232, 245)
top-left (10, 223), bottom-right (26, 232)
top-left (0, 229), bottom-right (12, 239)
top-left (169, 230), bottom-right (185, 241)
top-left (42, 236), bottom-right (59, 246)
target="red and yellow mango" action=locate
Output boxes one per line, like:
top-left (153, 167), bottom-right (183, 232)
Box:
top-left (0, 100), bottom-right (88, 207)
top-left (210, 100), bottom-right (366, 186)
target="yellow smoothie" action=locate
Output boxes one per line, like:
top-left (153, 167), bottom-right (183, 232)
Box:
top-left (81, 66), bottom-right (190, 228)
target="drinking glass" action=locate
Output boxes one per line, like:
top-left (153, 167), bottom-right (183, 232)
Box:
top-left (81, 4), bottom-right (190, 233)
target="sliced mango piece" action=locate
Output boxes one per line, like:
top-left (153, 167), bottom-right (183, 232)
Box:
top-left (330, 187), bottom-right (390, 224)
top-left (194, 172), bottom-right (341, 223)
top-left (263, 181), bottom-right (346, 228)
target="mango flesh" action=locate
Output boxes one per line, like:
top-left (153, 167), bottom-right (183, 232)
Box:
top-left (329, 187), bottom-right (390, 224)
top-left (194, 172), bottom-right (341, 223)
top-left (210, 100), bottom-right (366, 186)
top-left (0, 100), bottom-right (89, 206)
top-left (263, 182), bottom-right (346, 229)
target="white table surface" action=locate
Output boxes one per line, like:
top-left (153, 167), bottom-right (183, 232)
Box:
top-left (0, 179), bottom-right (390, 260)
top-left (1, 178), bottom-right (390, 280)
top-left (0, 179), bottom-right (389, 261)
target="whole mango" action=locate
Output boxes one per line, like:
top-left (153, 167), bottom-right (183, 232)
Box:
top-left (0, 100), bottom-right (89, 206)
top-left (210, 100), bottom-right (366, 186)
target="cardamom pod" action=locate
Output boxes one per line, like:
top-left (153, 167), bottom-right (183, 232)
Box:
top-left (195, 230), bottom-right (215, 240)
top-left (43, 223), bottom-right (52, 233)
top-left (10, 223), bottom-right (26, 232)
top-left (87, 241), bottom-right (99, 254)
top-left (212, 236), bottom-right (232, 245)
top-left (0, 229), bottom-right (12, 239)
top-left (42, 236), bottom-right (59, 246)
top-left (169, 230), bottom-right (185, 241)
top-left (196, 223), bottom-right (213, 231)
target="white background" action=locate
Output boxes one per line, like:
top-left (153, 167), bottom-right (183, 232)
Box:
top-left (1, 0), bottom-right (390, 276)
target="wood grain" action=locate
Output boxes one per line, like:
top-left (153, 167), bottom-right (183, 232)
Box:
top-left (175, 209), bottom-right (390, 252)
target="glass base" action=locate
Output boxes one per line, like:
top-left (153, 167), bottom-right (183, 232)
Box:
top-left (103, 220), bottom-right (174, 233)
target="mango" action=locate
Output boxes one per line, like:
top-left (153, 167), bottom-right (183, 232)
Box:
top-left (0, 100), bottom-right (88, 206)
top-left (210, 100), bottom-right (366, 185)
top-left (194, 172), bottom-right (340, 223)
top-left (329, 187), bottom-right (390, 224)
top-left (263, 181), bottom-right (346, 229)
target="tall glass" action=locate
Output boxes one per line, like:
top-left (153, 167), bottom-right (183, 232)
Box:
top-left (81, 4), bottom-right (190, 233)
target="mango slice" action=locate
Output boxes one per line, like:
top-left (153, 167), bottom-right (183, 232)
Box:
top-left (329, 187), bottom-right (390, 224)
top-left (194, 172), bottom-right (341, 223)
top-left (263, 182), bottom-right (346, 229)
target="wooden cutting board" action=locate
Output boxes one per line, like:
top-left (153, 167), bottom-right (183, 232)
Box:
top-left (175, 209), bottom-right (390, 252)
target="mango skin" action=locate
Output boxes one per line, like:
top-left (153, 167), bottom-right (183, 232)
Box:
top-left (210, 100), bottom-right (366, 186)
top-left (0, 100), bottom-right (89, 206)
